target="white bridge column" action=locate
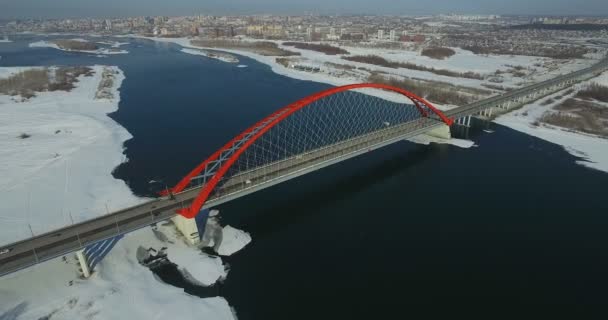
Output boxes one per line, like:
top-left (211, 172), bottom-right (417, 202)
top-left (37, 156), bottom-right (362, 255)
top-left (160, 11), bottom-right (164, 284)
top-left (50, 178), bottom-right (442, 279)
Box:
top-left (426, 124), bottom-right (451, 139)
top-left (172, 215), bottom-right (201, 246)
top-left (76, 249), bottom-right (91, 278)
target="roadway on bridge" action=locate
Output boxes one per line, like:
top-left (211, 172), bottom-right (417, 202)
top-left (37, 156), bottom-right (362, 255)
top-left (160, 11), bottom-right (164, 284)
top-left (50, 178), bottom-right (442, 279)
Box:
top-left (0, 117), bottom-right (445, 276)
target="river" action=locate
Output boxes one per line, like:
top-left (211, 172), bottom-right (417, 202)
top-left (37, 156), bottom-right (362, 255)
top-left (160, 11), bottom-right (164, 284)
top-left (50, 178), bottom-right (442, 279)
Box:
top-left (2, 36), bottom-right (607, 318)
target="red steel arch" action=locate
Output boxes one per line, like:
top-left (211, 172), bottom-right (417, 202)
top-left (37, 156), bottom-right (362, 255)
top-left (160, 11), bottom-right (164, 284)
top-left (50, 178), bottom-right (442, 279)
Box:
top-left (169, 83), bottom-right (453, 218)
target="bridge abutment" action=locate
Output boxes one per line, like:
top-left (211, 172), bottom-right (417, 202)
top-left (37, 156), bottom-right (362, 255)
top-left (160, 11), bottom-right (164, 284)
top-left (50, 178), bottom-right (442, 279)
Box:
top-left (171, 208), bottom-right (217, 247)
top-left (425, 124), bottom-right (451, 139)
top-left (172, 214), bottom-right (202, 245)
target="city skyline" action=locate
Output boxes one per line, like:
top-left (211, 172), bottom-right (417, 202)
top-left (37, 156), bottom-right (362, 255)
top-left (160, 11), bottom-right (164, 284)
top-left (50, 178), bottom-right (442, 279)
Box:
top-left (1, 0), bottom-right (608, 19)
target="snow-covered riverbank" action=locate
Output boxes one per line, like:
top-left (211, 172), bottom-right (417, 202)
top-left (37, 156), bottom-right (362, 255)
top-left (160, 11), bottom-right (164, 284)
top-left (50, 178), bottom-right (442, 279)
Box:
top-left (142, 36), bottom-right (600, 92)
top-left (136, 36), bottom-right (356, 86)
top-left (181, 48), bottom-right (239, 63)
top-left (0, 223), bottom-right (238, 320)
top-left (142, 36), bottom-right (608, 171)
top-left (0, 65), bottom-right (248, 320)
top-left (0, 65), bottom-right (141, 244)
top-left (137, 36), bottom-right (482, 149)
top-left (495, 71), bottom-right (608, 173)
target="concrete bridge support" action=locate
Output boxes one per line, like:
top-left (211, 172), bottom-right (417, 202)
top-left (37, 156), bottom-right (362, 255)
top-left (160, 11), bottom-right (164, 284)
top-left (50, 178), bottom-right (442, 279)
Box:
top-left (479, 107), bottom-right (493, 118)
top-left (75, 235), bottom-right (124, 278)
top-left (76, 250), bottom-right (91, 278)
top-left (425, 124), bottom-right (451, 139)
top-left (172, 214), bottom-right (202, 246)
top-left (454, 115), bottom-right (472, 127)
top-left (172, 208), bottom-right (219, 247)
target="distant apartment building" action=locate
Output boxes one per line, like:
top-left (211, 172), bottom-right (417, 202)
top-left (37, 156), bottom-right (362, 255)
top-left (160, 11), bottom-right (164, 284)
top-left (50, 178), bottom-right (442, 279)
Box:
top-left (327, 27), bottom-right (340, 40)
top-left (160, 27), bottom-right (170, 36)
top-left (440, 14), bottom-right (500, 21)
top-left (306, 26), bottom-right (313, 39)
top-left (377, 29), bottom-right (384, 40)
top-left (339, 27), bottom-right (366, 41)
top-left (246, 24), bottom-right (284, 37)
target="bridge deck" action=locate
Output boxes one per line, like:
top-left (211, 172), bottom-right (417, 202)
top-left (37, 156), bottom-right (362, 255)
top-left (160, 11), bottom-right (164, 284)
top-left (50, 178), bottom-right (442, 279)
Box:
top-left (0, 117), bottom-right (443, 276)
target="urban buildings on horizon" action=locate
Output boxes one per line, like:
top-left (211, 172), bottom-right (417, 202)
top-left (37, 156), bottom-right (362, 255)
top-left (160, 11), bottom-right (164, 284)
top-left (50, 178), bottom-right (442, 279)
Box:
top-left (1, 14), bottom-right (607, 42)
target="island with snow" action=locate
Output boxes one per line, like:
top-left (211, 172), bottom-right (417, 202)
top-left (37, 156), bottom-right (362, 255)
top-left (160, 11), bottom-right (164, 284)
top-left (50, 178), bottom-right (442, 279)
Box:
top-left (181, 48), bottom-right (239, 63)
top-left (30, 38), bottom-right (129, 55)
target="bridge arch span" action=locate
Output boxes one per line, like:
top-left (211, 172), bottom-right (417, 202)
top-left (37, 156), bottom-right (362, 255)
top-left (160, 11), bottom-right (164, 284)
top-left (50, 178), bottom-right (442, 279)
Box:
top-left (168, 83), bottom-right (453, 218)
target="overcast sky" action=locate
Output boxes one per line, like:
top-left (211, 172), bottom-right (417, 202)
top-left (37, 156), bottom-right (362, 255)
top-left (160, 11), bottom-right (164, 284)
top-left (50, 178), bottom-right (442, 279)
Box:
top-left (1, 0), bottom-right (607, 19)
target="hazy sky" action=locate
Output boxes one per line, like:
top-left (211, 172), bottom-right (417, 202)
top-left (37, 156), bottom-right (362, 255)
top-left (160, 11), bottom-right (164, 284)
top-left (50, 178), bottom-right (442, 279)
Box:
top-left (1, 0), bottom-right (607, 19)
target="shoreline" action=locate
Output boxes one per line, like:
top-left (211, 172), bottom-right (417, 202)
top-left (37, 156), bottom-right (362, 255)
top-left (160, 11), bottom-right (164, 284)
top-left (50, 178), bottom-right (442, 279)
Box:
top-left (0, 65), bottom-right (143, 245)
top-left (29, 40), bottom-right (128, 55)
top-left (181, 48), bottom-right (239, 63)
top-left (140, 36), bottom-right (608, 173)
top-left (135, 36), bottom-right (355, 87)
top-left (495, 70), bottom-right (608, 173)
top-left (0, 63), bottom-right (243, 319)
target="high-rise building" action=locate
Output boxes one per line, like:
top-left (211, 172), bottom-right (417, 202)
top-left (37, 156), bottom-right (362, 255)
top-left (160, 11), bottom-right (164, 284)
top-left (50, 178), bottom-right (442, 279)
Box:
top-left (389, 30), bottom-right (396, 41)
top-left (377, 29), bottom-right (384, 40)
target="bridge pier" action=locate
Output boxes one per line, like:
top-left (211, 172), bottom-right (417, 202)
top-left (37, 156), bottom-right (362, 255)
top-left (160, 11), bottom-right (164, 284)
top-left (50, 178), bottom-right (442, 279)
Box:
top-left (74, 235), bottom-right (124, 278)
top-left (479, 107), bottom-right (493, 118)
top-left (425, 124), bottom-right (451, 139)
top-left (172, 214), bottom-right (202, 246)
top-left (171, 208), bottom-right (217, 246)
top-left (454, 115), bottom-right (472, 127)
top-left (76, 250), bottom-right (91, 278)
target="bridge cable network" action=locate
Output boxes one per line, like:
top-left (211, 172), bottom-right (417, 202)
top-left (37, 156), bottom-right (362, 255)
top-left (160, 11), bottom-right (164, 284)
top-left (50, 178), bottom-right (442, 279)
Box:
top-left (163, 83), bottom-right (453, 218)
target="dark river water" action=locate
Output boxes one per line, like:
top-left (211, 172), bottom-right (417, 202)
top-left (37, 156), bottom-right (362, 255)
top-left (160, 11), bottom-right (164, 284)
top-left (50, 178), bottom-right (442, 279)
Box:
top-left (2, 36), bottom-right (608, 318)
